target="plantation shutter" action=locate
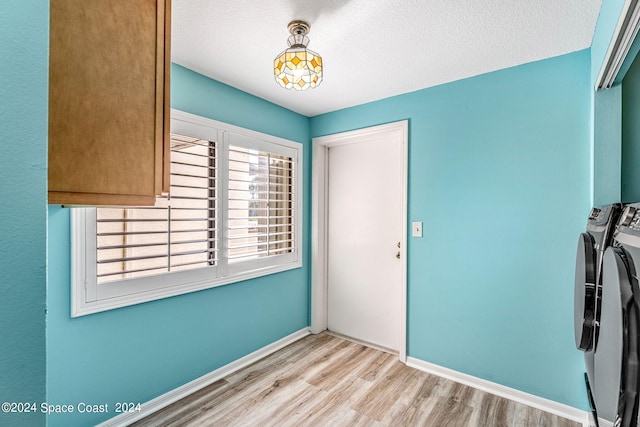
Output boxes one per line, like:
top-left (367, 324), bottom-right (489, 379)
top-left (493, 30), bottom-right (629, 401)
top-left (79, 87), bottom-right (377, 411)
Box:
top-left (227, 145), bottom-right (295, 263)
top-left (96, 133), bottom-right (217, 283)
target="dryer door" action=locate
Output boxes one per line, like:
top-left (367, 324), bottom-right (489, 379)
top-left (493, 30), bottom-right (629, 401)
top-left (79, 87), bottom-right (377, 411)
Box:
top-left (575, 232), bottom-right (597, 351)
top-left (594, 247), bottom-right (640, 427)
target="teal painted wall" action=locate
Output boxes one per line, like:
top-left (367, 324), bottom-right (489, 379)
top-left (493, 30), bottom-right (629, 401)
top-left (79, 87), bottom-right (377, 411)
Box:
top-left (0, 2), bottom-right (48, 427)
top-left (46, 65), bottom-right (311, 427)
top-left (623, 51), bottom-right (640, 202)
top-left (593, 85), bottom-right (622, 205)
top-left (590, 0), bottom-right (626, 205)
top-left (1, 1), bottom-right (624, 421)
top-left (311, 51), bottom-right (591, 408)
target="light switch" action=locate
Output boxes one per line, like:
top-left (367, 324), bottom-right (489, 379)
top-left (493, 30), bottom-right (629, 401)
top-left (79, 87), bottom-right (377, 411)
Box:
top-left (412, 221), bottom-right (423, 237)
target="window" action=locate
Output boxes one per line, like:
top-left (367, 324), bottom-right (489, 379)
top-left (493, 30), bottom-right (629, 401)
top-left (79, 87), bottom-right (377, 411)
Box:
top-left (96, 135), bottom-right (217, 283)
top-left (227, 146), bottom-right (295, 263)
top-left (72, 110), bottom-right (302, 316)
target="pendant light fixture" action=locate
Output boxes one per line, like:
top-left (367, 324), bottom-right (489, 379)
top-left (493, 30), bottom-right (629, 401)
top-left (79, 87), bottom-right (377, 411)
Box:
top-left (274, 20), bottom-right (323, 91)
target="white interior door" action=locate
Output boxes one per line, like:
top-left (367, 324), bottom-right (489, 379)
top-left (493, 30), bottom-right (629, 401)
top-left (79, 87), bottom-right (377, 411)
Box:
top-left (326, 130), bottom-right (404, 352)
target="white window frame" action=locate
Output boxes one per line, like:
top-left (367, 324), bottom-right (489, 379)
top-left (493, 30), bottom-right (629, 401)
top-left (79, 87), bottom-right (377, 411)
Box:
top-left (71, 109), bottom-right (303, 317)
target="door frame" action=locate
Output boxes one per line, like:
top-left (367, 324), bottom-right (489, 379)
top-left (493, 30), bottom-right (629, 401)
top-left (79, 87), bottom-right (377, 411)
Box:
top-left (311, 120), bottom-right (408, 362)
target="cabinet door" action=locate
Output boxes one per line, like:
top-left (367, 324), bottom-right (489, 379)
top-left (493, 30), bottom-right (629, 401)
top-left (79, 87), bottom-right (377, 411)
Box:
top-left (48, 0), bottom-right (170, 206)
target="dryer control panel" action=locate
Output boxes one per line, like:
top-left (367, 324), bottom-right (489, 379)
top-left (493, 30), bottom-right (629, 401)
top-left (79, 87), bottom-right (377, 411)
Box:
top-left (589, 207), bottom-right (603, 221)
top-left (587, 203), bottom-right (620, 231)
top-left (615, 203), bottom-right (640, 248)
top-left (619, 204), bottom-right (640, 231)
top-left (588, 204), bottom-right (617, 226)
top-left (587, 204), bottom-right (622, 251)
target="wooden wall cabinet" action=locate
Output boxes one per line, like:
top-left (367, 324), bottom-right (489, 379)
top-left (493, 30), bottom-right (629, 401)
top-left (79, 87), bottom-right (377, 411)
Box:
top-left (48, 0), bottom-right (171, 206)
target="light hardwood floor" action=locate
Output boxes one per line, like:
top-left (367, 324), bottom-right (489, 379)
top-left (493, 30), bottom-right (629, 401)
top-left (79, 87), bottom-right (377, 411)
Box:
top-left (131, 333), bottom-right (582, 427)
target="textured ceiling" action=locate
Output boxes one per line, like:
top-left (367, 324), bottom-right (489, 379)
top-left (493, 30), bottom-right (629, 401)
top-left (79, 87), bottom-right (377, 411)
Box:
top-left (172, 0), bottom-right (603, 117)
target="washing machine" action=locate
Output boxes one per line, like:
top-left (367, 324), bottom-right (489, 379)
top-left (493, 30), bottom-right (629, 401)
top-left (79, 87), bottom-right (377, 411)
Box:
top-left (593, 203), bottom-right (640, 427)
top-left (574, 204), bottom-right (622, 423)
top-left (575, 205), bottom-right (622, 361)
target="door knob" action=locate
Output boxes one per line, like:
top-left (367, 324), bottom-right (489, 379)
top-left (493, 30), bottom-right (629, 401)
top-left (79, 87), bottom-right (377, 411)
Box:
top-left (396, 251), bottom-right (401, 259)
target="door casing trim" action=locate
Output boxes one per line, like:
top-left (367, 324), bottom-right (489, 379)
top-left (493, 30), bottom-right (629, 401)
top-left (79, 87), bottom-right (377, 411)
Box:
top-left (311, 120), bottom-right (409, 363)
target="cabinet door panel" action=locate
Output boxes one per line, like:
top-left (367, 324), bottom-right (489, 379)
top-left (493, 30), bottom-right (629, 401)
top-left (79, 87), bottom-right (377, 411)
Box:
top-left (49, 0), bottom-right (170, 206)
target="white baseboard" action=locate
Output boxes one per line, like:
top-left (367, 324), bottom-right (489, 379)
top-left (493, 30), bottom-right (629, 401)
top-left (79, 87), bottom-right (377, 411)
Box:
top-left (97, 331), bottom-right (590, 427)
top-left (96, 327), bottom-right (311, 427)
top-left (405, 357), bottom-right (590, 427)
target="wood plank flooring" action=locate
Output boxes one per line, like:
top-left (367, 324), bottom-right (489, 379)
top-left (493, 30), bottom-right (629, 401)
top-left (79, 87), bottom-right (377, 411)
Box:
top-left (131, 333), bottom-right (581, 427)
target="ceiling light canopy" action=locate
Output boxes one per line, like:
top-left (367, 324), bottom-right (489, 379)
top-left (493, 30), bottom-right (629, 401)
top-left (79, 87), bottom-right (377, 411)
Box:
top-left (274, 20), bottom-right (323, 91)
